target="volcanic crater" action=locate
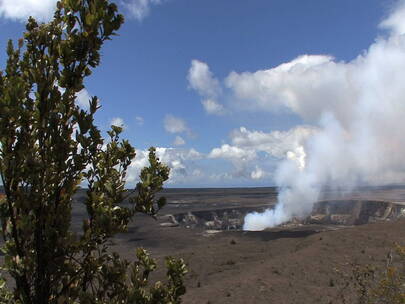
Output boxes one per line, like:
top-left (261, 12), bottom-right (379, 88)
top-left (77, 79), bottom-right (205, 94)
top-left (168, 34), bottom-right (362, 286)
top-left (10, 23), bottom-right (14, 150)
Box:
top-left (159, 199), bottom-right (405, 231)
top-left (44, 187), bottom-right (405, 303)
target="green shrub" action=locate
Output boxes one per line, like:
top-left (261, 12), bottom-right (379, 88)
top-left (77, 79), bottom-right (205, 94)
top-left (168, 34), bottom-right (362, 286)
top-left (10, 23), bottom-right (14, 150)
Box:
top-left (338, 244), bottom-right (405, 304)
top-left (0, 1), bottom-right (187, 303)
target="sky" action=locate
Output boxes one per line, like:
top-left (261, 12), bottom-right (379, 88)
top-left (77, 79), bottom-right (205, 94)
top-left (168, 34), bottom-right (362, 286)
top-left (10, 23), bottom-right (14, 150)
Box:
top-left (0, 0), bottom-right (401, 188)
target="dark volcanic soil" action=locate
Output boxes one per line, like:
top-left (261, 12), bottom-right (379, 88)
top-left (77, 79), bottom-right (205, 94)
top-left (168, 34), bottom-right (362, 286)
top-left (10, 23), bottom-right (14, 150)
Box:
top-left (98, 187), bottom-right (405, 304)
top-left (4, 186), bottom-right (405, 303)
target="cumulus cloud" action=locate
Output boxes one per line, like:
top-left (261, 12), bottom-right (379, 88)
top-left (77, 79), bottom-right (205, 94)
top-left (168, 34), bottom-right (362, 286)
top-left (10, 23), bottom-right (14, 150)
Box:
top-left (0, 0), bottom-right (57, 22)
top-left (126, 147), bottom-right (203, 186)
top-left (201, 99), bottom-right (225, 115)
top-left (251, 166), bottom-right (265, 180)
top-left (173, 135), bottom-right (185, 146)
top-left (225, 54), bottom-right (358, 123)
top-left (230, 126), bottom-right (316, 159)
top-left (122, 0), bottom-right (163, 21)
top-left (128, 126), bottom-right (305, 186)
top-left (127, 125), bottom-right (306, 185)
top-left (209, 144), bottom-right (256, 161)
top-left (379, 0), bottom-right (405, 35)
top-left (188, 60), bottom-right (221, 97)
top-left (208, 126), bottom-right (314, 181)
top-left (188, 60), bottom-right (225, 115)
top-left (163, 114), bottom-right (191, 135)
top-left (0, 0), bottom-right (163, 22)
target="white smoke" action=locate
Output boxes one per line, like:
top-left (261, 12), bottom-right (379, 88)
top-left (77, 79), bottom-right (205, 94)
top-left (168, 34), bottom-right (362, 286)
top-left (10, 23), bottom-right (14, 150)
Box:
top-left (243, 1), bottom-right (405, 230)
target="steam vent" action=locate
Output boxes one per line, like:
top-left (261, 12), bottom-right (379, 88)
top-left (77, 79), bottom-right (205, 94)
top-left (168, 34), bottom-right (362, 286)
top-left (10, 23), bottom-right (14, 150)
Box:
top-left (158, 200), bottom-right (405, 231)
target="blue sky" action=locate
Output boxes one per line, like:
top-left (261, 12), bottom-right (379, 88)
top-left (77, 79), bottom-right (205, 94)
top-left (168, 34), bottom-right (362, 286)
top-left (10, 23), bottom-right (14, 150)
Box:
top-left (0, 0), bottom-right (403, 187)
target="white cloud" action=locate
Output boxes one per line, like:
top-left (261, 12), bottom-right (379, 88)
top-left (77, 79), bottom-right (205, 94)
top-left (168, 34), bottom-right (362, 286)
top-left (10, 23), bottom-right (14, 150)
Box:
top-left (225, 54), bottom-right (358, 123)
top-left (126, 147), bottom-right (203, 186)
top-left (59, 87), bottom-right (92, 110)
top-left (0, 0), bottom-right (57, 22)
top-left (251, 166), bottom-right (265, 180)
top-left (173, 135), bottom-right (185, 146)
top-left (123, 0), bottom-right (163, 21)
top-left (188, 59), bottom-right (226, 115)
top-left (125, 139), bottom-right (280, 186)
top-left (188, 60), bottom-right (221, 97)
top-left (110, 117), bottom-right (125, 129)
top-left (207, 126), bottom-right (315, 181)
top-left (186, 148), bottom-right (202, 159)
top-left (230, 126), bottom-right (316, 159)
top-left (379, 0), bottom-right (405, 35)
top-left (208, 144), bottom-right (256, 161)
top-left (135, 116), bottom-right (144, 126)
top-left (201, 99), bottom-right (224, 115)
top-left (0, 0), bottom-right (163, 22)
top-left (75, 89), bottom-right (91, 109)
top-left (163, 114), bottom-right (190, 134)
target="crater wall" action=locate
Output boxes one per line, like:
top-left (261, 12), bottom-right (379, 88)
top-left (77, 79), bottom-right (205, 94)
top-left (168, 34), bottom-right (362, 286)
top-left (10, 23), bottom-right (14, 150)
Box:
top-left (159, 200), bottom-right (405, 231)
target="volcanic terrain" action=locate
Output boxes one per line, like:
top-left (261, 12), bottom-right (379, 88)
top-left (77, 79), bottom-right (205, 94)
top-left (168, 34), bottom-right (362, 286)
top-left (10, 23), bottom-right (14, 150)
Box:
top-left (3, 187), bottom-right (405, 303)
top-left (71, 186), bottom-right (405, 304)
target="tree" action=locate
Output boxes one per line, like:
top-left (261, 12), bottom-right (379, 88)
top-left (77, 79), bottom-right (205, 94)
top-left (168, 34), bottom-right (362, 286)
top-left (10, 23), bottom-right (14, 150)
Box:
top-left (0, 0), bottom-right (187, 303)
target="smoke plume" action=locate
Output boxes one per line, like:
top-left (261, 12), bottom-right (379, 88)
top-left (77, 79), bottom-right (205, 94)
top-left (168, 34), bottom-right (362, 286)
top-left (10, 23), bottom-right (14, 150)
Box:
top-left (243, 1), bottom-right (405, 230)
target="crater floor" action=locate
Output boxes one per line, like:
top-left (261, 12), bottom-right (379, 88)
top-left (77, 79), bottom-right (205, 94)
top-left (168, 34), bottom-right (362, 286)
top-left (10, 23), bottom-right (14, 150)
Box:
top-left (103, 186), bottom-right (405, 304)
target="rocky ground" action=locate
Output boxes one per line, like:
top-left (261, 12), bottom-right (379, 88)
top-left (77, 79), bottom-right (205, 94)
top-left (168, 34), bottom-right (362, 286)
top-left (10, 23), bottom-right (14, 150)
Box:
top-left (4, 186), bottom-right (405, 303)
top-left (104, 186), bottom-right (405, 304)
